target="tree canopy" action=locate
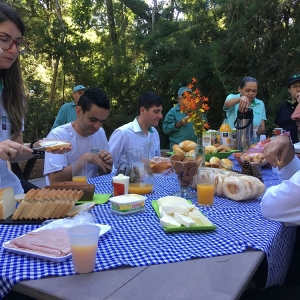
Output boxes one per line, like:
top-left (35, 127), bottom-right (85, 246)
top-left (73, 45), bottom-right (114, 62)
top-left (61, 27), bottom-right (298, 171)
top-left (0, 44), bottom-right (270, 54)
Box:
top-left (9, 0), bottom-right (300, 148)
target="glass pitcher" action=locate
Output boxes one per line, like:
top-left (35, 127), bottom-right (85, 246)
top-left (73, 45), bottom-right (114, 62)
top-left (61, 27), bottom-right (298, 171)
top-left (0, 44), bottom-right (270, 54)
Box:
top-left (117, 141), bottom-right (155, 195)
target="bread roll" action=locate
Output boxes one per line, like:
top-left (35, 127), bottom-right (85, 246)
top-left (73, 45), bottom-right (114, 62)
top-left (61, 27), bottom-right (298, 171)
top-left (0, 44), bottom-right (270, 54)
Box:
top-left (172, 144), bottom-right (186, 155)
top-left (209, 157), bottom-right (221, 168)
top-left (205, 145), bottom-right (217, 154)
top-left (179, 140), bottom-right (197, 152)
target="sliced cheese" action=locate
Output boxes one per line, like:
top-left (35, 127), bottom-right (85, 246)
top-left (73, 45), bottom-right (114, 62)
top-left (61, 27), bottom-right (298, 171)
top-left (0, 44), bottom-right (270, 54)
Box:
top-left (188, 209), bottom-right (213, 226)
top-left (161, 202), bottom-right (195, 216)
top-left (174, 213), bottom-right (195, 228)
top-left (160, 215), bottom-right (181, 227)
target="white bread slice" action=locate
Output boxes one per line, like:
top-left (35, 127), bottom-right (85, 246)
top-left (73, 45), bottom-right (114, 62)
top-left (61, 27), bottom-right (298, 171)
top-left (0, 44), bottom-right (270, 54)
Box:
top-left (66, 202), bottom-right (95, 217)
top-left (0, 187), bottom-right (16, 220)
top-left (39, 189), bottom-right (56, 219)
top-left (55, 189), bottom-right (73, 218)
top-left (43, 190), bottom-right (60, 219)
top-left (27, 188), bottom-right (47, 220)
top-left (16, 189), bottom-right (40, 220)
top-left (61, 190), bottom-right (79, 218)
top-left (49, 189), bottom-right (66, 219)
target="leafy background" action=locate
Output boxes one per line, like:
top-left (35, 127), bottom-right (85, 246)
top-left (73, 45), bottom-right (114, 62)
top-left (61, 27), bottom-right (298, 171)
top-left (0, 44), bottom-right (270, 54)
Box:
top-left (9, 0), bottom-right (300, 148)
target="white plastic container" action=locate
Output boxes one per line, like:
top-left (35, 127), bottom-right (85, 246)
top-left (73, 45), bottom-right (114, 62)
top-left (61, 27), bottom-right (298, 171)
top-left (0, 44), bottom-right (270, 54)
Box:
top-left (109, 194), bottom-right (146, 215)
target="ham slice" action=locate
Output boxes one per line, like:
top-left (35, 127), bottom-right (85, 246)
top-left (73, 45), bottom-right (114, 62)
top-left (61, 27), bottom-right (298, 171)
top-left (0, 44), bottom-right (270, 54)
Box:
top-left (6, 227), bottom-right (71, 257)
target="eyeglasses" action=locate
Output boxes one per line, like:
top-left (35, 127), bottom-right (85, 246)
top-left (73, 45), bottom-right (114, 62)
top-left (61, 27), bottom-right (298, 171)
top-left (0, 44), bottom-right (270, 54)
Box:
top-left (0, 35), bottom-right (29, 54)
top-left (290, 85), bottom-right (300, 89)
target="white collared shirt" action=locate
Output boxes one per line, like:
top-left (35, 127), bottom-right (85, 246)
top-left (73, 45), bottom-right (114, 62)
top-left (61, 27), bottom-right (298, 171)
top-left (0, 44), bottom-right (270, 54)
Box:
top-left (109, 117), bottom-right (160, 169)
top-left (261, 156), bottom-right (300, 225)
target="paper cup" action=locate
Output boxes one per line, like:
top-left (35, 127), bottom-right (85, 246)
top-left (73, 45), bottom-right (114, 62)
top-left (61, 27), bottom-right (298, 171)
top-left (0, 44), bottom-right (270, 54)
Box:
top-left (68, 225), bottom-right (100, 274)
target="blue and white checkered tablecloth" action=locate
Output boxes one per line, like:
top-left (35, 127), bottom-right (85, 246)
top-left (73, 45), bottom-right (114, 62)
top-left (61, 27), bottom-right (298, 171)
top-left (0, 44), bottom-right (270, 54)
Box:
top-left (0, 165), bottom-right (296, 299)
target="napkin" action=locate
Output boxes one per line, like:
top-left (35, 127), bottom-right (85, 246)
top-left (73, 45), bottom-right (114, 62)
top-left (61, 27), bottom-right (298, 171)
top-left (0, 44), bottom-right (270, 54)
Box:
top-left (77, 193), bottom-right (111, 205)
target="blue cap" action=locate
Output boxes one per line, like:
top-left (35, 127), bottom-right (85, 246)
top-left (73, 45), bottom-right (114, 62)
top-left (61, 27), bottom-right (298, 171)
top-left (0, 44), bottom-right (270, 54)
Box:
top-left (178, 86), bottom-right (192, 96)
top-left (73, 85), bottom-right (87, 92)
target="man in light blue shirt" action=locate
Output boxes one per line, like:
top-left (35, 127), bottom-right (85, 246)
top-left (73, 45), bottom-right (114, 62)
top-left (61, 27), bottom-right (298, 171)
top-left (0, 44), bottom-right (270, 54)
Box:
top-left (52, 85), bottom-right (87, 129)
top-left (109, 92), bottom-right (163, 169)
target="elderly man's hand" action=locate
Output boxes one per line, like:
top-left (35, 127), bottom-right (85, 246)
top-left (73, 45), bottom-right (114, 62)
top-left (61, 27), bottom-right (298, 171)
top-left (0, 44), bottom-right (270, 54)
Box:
top-left (263, 135), bottom-right (294, 168)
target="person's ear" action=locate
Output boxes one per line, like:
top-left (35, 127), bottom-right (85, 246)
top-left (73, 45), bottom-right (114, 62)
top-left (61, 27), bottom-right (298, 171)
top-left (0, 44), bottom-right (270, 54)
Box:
top-left (76, 106), bottom-right (83, 117)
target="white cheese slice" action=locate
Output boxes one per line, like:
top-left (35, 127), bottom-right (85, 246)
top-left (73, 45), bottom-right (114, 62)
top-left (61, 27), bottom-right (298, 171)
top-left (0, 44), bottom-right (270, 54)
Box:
top-left (174, 213), bottom-right (195, 228)
top-left (161, 203), bottom-right (195, 215)
top-left (159, 206), bottom-right (166, 218)
top-left (160, 215), bottom-right (181, 227)
top-left (188, 209), bottom-right (212, 226)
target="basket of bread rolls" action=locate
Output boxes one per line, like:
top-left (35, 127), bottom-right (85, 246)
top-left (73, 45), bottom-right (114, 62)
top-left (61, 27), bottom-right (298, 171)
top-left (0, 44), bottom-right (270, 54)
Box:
top-left (149, 156), bottom-right (173, 174)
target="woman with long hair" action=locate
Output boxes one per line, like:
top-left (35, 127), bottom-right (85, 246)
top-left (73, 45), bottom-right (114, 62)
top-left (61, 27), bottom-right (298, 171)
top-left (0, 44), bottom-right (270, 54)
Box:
top-left (0, 2), bottom-right (71, 194)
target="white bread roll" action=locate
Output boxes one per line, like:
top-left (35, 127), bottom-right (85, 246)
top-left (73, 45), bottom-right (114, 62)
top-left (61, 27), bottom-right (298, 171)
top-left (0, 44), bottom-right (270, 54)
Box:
top-left (179, 140), bottom-right (197, 152)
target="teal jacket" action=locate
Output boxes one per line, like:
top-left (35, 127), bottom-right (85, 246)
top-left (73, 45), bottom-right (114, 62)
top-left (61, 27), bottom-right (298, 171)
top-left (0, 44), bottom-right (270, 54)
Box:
top-left (162, 104), bottom-right (197, 150)
top-left (52, 102), bottom-right (77, 129)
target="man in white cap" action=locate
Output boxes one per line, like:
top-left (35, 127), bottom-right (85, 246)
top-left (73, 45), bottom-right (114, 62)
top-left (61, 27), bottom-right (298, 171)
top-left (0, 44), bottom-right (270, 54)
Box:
top-left (52, 84), bottom-right (87, 129)
top-left (162, 86), bottom-right (197, 150)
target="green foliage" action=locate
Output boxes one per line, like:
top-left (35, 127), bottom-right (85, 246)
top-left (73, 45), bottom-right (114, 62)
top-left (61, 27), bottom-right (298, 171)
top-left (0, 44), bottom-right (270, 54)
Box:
top-left (7, 0), bottom-right (300, 148)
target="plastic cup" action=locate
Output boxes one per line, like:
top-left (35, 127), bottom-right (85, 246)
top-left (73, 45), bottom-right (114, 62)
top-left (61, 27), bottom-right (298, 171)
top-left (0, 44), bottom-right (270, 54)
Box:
top-left (112, 174), bottom-right (129, 196)
top-left (68, 225), bottom-right (100, 274)
top-left (196, 169), bottom-right (215, 206)
top-left (72, 161), bottom-right (87, 182)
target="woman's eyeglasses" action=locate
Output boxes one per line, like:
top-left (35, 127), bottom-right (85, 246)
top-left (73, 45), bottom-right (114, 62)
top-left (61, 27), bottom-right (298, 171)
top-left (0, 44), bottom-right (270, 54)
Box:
top-left (0, 35), bottom-right (29, 54)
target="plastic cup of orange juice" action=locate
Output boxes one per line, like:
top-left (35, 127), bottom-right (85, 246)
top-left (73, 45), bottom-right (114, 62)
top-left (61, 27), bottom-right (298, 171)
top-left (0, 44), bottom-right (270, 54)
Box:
top-left (72, 161), bottom-right (87, 182)
top-left (68, 225), bottom-right (100, 273)
top-left (196, 169), bottom-right (215, 206)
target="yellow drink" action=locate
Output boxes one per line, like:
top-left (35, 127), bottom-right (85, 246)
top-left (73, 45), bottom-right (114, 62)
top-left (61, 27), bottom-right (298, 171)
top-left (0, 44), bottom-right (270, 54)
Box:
top-left (128, 183), bottom-right (153, 194)
top-left (72, 176), bottom-right (87, 183)
top-left (197, 184), bottom-right (214, 206)
top-left (70, 243), bottom-right (98, 273)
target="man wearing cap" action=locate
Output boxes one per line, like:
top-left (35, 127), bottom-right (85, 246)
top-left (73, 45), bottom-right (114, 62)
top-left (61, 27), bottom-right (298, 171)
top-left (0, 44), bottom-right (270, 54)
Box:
top-left (162, 86), bottom-right (197, 150)
top-left (52, 85), bottom-right (87, 129)
top-left (274, 74), bottom-right (300, 143)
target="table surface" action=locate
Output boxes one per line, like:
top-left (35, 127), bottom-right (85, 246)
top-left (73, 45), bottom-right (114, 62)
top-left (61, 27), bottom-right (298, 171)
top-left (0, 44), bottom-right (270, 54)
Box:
top-left (14, 250), bottom-right (264, 300)
top-left (1, 160), bottom-right (296, 300)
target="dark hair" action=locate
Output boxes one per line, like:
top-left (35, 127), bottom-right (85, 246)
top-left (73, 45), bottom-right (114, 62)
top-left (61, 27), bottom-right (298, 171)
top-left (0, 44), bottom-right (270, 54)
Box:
top-left (239, 77), bottom-right (258, 89)
top-left (0, 2), bottom-right (26, 139)
top-left (77, 88), bottom-right (110, 113)
top-left (137, 91), bottom-right (163, 115)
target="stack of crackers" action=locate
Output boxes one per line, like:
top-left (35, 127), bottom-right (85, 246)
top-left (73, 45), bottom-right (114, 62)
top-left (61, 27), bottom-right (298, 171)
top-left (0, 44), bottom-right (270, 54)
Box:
top-left (12, 188), bottom-right (84, 220)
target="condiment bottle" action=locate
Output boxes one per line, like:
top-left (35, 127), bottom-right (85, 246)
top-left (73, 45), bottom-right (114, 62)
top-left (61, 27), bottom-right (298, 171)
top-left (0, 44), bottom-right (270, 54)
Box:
top-left (220, 117), bottom-right (231, 147)
top-left (112, 174), bottom-right (129, 196)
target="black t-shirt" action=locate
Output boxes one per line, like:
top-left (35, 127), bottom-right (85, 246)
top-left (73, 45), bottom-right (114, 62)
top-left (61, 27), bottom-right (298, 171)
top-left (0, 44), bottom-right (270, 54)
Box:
top-left (274, 100), bottom-right (299, 143)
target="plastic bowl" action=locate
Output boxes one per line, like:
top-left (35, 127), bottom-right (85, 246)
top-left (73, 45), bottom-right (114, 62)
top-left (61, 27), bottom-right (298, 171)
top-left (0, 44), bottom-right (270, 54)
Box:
top-left (205, 150), bottom-right (239, 162)
top-left (235, 152), bottom-right (271, 168)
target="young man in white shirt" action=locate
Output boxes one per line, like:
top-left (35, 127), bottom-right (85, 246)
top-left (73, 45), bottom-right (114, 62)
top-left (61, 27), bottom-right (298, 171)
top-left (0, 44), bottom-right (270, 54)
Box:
top-left (109, 91), bottom-right (163, 169)
top-left (44, 88), bottom-right (113, 184)
top-left (261, 90), bottom-right (300, 224)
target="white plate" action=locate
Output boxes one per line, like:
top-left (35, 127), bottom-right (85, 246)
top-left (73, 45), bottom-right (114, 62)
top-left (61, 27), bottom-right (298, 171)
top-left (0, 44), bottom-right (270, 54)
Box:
top-left (3, 223), bottom-right (111, 262)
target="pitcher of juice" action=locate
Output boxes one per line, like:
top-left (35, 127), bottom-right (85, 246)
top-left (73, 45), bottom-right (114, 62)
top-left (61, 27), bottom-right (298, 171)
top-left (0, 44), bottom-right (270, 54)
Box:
top-left (117, 141), bottom-right (154, 195)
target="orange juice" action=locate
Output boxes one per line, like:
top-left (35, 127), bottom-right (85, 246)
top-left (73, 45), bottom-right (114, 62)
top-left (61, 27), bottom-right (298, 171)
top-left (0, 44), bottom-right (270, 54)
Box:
top-left (128, 183), bottom-right (153, 194)
top-left (72, 176), bottom-right (87, 183)
top-left (71, 243), bottom-right (98, 273)
top-left (197, 183), bottom-right (214, 205)
top-left (220, 118), bottom-right (231, 147)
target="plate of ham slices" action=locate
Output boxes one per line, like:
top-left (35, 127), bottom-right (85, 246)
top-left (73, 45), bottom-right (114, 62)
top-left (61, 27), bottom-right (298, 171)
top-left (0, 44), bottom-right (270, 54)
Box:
top-left (3, 223), bottom-right (111, 262)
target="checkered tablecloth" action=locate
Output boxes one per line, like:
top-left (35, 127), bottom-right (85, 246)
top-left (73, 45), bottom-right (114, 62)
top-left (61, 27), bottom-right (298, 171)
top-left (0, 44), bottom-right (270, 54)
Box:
top-left (0, 162), bottom-right (296, 299)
